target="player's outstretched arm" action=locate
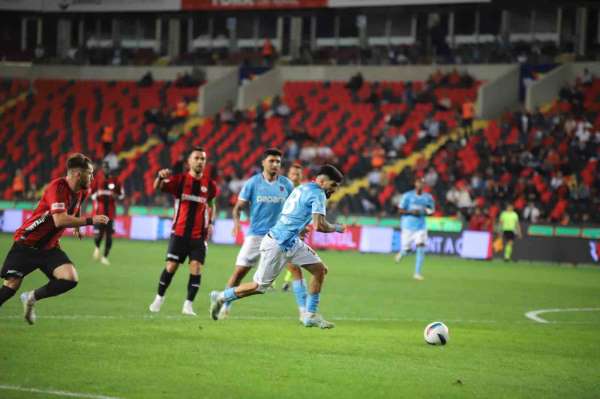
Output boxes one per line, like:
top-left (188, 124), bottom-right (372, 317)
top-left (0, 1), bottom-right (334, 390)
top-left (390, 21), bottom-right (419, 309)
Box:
top-left (53, 213), bottom-right (109, 229)
top-left (312, 213), bottom-right (345, 234)
top-left (231, 199), bottom-right (247, 237)
top-left (153, 169), bottom-right (172, 191)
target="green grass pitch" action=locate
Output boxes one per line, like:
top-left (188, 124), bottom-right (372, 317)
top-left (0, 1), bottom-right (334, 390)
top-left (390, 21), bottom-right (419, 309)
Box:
top-left (1, 234), bottom-right (599, 399)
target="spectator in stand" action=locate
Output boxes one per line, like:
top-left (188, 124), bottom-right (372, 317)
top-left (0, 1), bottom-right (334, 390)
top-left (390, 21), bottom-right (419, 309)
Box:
top-left (468, 207), bottom-right (491, 231)
top-left (581, 68), bottom-right (593, 86)
top-left (403, 82), bottom-right (415, 108)
top-left (283, 139), bottom-right (300, 162)
top-left (228, 173), bottom-right (245, 195)
top-left (25, 175), bottom-right (38, 201)
top-left (272, 95), bottom-right (291, 118)
top-left (138, 71), bottom-right (154, 87)
top-left (360, 187), bottom-right (381, 215)
top-left (173, 101), bottom-right (189, 125)
top-left (446, 181), bottom-right (473, 218)
top-left (345, 72), bottom-right (364, 94)
top-left (101, 125), bottom-right (114, 155)
top-left (461, 98), bottom-right (475, 135)
top-left (523, 201), bottom-right (541, 223)
top-left (262, 38), bottom-right (275, 66)
top-left (219, 100), bottom-right (235, 125)
top-left (367, 167), bottom-right (384, 188)
top-left (424, 167), bottom-right (438, 188)
top-left (371, 145), bottom-right (386, 169)
top-left (12, 169), bottom-right (25, 200)
top-left (550, 171), bottom-right (564, 190)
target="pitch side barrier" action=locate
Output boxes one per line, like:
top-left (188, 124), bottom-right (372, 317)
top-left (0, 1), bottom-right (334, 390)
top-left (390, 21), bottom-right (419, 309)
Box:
top-left (0, 210), bottom-right (597, 264)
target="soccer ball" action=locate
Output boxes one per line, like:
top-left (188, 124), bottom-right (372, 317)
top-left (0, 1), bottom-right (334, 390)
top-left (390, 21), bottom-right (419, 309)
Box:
top-left (424, 321), bottom-right (449, 345)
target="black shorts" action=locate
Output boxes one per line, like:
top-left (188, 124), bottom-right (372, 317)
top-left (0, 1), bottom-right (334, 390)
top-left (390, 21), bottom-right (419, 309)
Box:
top-left (462, 118), bottom-right (473, 127)
top-left (1, 243), bottom-right (73, 280)
top-left (503, 231), bottom-right (516, 241)
top-left (165, 234), bottom-right (207, 264)
top-left (94, 220), bottom-right (114, 234)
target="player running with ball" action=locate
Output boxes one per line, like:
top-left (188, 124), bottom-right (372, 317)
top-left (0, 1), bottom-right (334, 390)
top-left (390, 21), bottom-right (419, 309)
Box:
top-left (394, 177), bottom-right (435, 280)
top-left (210, 165), bottom-right (344, 329)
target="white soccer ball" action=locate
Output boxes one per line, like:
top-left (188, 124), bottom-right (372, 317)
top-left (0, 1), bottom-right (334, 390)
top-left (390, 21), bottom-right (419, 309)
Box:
top-left (424, 321), bottom-right (449, 345)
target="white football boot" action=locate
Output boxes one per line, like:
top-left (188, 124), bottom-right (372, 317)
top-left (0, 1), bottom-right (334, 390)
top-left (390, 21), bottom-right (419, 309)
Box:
top-left (149, 295), bottom-right (164, 313)
top-left (303, 313), bottom-right (335, 329)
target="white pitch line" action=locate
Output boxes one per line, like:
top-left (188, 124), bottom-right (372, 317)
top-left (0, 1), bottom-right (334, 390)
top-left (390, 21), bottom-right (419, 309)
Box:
top-left (0, 384), bottom-right (124, 399)
top-left (525, 308), bottom-right (600, 323)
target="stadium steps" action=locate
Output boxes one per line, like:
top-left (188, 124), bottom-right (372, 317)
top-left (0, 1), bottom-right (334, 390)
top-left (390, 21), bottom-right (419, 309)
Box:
top-left (0, 90), bottom-right (29, 116)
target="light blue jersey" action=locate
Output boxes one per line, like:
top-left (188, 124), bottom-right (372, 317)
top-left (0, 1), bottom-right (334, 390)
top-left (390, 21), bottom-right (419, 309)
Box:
top-left (399, 190), bottom-right (435, 231)
top-left (270, 182), bottom-right (327, 250)
top-left (239, 173), bottom-right (294, 236)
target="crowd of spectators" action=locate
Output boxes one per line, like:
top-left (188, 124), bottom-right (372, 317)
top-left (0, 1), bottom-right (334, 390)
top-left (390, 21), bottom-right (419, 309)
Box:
top-left (342, 70), bottom-right (600, 228)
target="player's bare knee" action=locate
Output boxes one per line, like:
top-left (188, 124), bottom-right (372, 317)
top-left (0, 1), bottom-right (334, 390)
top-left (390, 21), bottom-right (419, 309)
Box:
top-left (4, 278), bottom-right (22, 290)
top-left (53, 264), bottom-right (79, 282)
top-left (165, 261), bottom-right (179, 273)
top-left (189, 261), bottom-right (203, 275)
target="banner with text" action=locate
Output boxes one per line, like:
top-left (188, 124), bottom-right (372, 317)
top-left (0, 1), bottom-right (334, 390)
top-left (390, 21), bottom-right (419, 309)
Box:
top-left (0, 210), bottom-right (595, 264)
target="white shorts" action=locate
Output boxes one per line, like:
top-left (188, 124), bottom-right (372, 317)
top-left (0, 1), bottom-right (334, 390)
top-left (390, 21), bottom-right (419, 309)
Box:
top-left (253, 234), bottom-right (321, 290)
top-left (401, 229), bottom-right (428, 252)
top-left (235, 235), bottom-right (264, 267)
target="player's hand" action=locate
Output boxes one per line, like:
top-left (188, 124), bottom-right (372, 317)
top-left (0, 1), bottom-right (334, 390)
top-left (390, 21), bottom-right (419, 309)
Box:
top-left (207, 224), bottom-right (214, 240)
top-left (157, 169), bottom-right (172, 180)
top-left (299, 225), bottom-right (311, 240)
top-left (93, 215), bottom-right (110, 225)
top-left (232, 222), bottom-right (240, 238)
top-left (73, 228), bottom-right (82, 240)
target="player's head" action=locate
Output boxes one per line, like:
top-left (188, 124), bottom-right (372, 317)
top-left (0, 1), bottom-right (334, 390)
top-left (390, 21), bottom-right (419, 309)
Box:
top-left (262, 148), bottom-right (282, 177)
top-left (287, 163), bottom-right (303, 186)
top-left (187, 147), bottom-right (207, 175)
top-left (315, 164), bottom-right (343, 198)
top-left (67, 153), bottom-right (94, 190)
top-left (414, 176), bottom-right (424, 193)
top-left (506, 203), bottom-right (514, 211)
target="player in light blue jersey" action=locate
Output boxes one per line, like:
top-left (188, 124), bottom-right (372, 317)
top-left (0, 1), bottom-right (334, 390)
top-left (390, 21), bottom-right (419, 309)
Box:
top-left (218, 149), bottom-right (294, 319)
top-left (394, 177), bottom-right (435, 280)
top-left (210, 165), bottom-right (345, 329)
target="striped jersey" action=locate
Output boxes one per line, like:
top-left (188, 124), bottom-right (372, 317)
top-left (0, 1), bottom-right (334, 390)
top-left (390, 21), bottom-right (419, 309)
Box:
top-left (14, 178), bottom-right (86, 249)
top-left (90, 173), bottom-right (124, 219)
top-left (162, 173), bottom-right (217, 240)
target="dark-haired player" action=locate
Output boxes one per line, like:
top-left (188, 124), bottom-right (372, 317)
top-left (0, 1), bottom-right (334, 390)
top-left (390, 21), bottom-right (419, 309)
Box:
top-left (210, 164), bottom-right (345, 329)
top-left (91, 162), bottom-right (124, 265)
top-left (217, 149), bottom-right (294, 320)
top-left (0, 153), bottom-right (109, 324)
top-left (149, 147), bottom-right (217, 316)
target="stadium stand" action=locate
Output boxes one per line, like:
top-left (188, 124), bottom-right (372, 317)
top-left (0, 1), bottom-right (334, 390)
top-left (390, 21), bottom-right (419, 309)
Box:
top-left (347, 76), bottom-right (600, 226)
top-left (0, 78), bottom-right (200, 203)
top-left (0, 73), bottom-right (480, 210)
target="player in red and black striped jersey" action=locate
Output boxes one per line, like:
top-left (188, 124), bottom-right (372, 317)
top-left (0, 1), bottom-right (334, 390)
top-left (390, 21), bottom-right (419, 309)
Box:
top-left (148, 147), bottom-right (217, 316)
top-left (0, 154), bottom-right (109, 324)
top-left (90, 162), bottom-right (124, 265)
